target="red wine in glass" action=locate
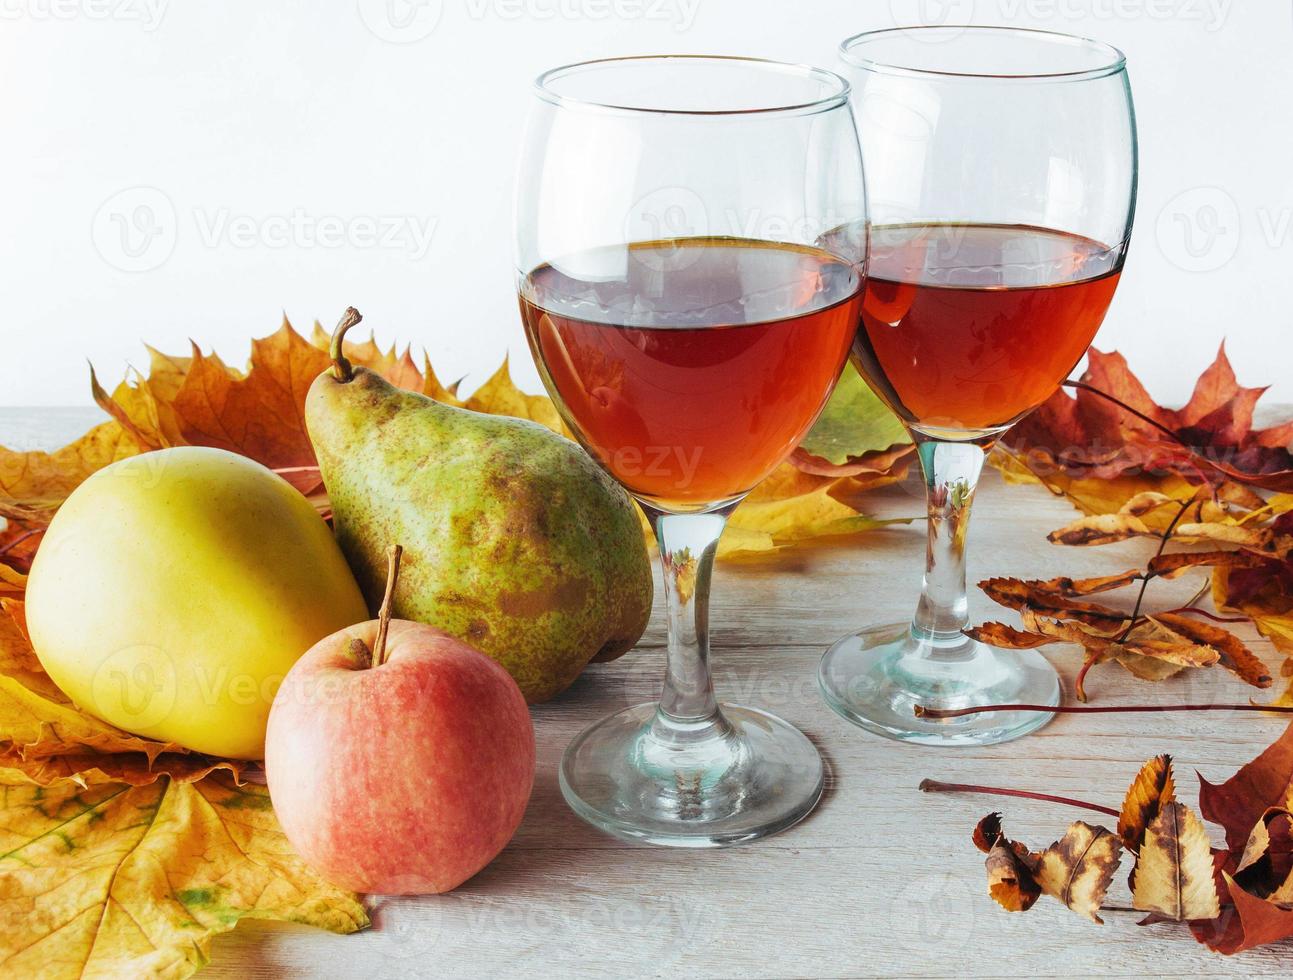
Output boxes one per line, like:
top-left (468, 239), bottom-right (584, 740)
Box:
top-left (520, 236), bottom-right (860, 508)
top-left (851, 222), bottom-right (1123, 435)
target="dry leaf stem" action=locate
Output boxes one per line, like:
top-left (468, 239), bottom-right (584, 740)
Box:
top-left (1062, 380), bottom-right (1182, 445)
top-left (916, 702), bottom-right (1293, 718)
top-left (1117, 497), bottom-right (1193, 644)
top-left (1162, 605), bottom-right (1248, 625)
top-left (919, 778), bottom-right (1120, 818)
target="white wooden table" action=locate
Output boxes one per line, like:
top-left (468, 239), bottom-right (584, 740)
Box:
top-left (5, 409), bottom-right (1290, 977)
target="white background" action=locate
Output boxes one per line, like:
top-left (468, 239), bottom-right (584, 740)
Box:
top-left (2, 0), bottom-right (1290, 410)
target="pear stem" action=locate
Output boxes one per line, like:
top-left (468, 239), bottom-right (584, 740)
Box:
top-left (329, 307), bottom-right (364, 382)
top-left (372, 545), bottom-right (403, 668)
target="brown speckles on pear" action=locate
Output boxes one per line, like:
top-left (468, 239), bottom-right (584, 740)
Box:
top-left (497, 577), bottom-right (591, 619)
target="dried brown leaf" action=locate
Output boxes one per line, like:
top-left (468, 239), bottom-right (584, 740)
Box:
top-left (1148, 549), bottom-right (1267, 579)
top-left (1047, 511), bottom-right (1154, 547)
top-left (1153, 612), bottom-right (1272, 688)
top-left (1002, 346), bottom-right (1293, 493)
top-left (1199, 720), bottom-right (1293, 854)
top-left (963, 622), bottom-right (1061, 650)
top-left (1027, 570), bottom-right (1143, 597)
top-left (1120, 754), bottom-right (1177, 853)
top-left (1131, 802), bottom-right (1221, 921)
top-left (987, 839), bottom-right (1042, 913)
top-left (1233, 807), bottom-right (1293, 895)
top-left (1192, 872), bottom-right (1293, 954)
top-left (1034, 821), bottom-right (1123, 923)
top-left (980, 578), bottom-right (1129, 629)
top-left (973, 812), bottom-right (1004, 854)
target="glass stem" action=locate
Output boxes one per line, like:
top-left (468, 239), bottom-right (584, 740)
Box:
top-left (911, 437), bottom-right (987, 649)
top-left (645, 508), bottom-right (733, 740)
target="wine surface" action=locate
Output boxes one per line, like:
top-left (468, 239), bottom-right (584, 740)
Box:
top-left (851, 223), bottom-right (1123, 436)
top-left (519, 237), bottom-right (860, 507)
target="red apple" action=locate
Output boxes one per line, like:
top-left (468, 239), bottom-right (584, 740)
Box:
top-left (265, 617), bottom-right (535, 894)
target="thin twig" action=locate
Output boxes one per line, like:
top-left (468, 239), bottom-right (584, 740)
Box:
top-left (919, 778), bottom-right (1120, 818)
top-left (0, 527), bottom-right (43, 558)
top-left (1161, 605), bottom-right (1249, 625)
top-left (1063, 380), bottom-right (1181, 443)
top-left (1117, 497), bottom-right (1192, 643)
top-left (916, 702), bottom-right (1293, 719)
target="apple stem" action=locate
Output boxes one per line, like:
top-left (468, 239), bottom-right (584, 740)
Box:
top-left (371, 544), bottom-right (403, 668)
top-left (329, 307), bottom-right (363, 382)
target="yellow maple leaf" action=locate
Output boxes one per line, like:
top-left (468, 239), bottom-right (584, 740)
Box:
top-left (0, 422), bottom-right (138, 561)
top-left (463, 357), bottom-right (568, 435)
top-left (0, 770), bottom-right (367, 979)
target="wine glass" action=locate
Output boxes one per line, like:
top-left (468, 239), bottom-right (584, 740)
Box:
top-left (514, 55), bottom-right (867, 845)
top-left (819, 27), bottom-right (1137, 745)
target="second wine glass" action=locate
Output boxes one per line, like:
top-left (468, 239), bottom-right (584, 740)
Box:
top-left (820, 27), bottom-right (1138, 746)
top-left (515, 55), bottom-right (867, 845)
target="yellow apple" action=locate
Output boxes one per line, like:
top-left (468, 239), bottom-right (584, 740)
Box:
top-left (25, 447), bottom-right (369, 758)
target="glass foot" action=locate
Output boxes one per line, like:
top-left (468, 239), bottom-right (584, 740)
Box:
top-left (819, 622), bottom-right (1061, 746)
top-left (559, 702), bottom-right (824, 847)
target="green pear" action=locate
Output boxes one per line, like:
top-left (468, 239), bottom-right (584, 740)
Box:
top-left (305, 309), bottom-right (653, 702)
